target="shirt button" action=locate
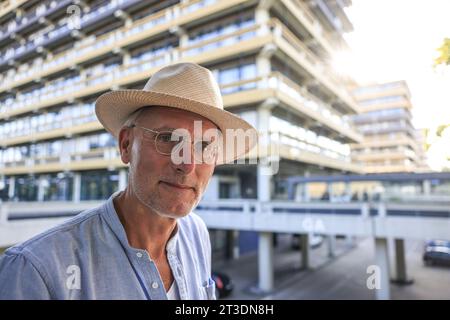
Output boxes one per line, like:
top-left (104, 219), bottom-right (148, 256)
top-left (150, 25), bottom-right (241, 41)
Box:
top-left (151, 282), bottom-right (159, 289)
top-left (136, 252), bottom-right (143, 258)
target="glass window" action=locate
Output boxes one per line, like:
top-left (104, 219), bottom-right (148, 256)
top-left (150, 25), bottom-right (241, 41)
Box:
top-left (80, 170), bottom-right (119, 201)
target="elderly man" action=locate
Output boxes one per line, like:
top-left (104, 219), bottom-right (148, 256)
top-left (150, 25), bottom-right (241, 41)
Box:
top-left (0, 62), bottom-right (257, 299)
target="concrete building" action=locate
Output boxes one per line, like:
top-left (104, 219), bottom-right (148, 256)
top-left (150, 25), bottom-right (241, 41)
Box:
top-left (0, 0), bottom-right (361, 264)
top-left (350, 80), bottom-right (426, 173)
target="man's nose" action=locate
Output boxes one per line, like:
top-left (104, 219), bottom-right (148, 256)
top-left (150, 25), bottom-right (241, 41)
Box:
top-left (170, 144), bottom-right (196, 175)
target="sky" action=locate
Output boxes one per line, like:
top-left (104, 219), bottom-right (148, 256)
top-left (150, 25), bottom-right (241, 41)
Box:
top-left (335, 0), bottom-right (450, 130)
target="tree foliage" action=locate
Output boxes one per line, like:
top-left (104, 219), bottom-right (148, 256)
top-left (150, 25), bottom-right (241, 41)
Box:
top-left (435, 38), bottom-right (450, 66)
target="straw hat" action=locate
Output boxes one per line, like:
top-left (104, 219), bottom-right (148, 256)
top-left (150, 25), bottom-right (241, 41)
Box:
top-left (95, 62), bottom-right (258, 165)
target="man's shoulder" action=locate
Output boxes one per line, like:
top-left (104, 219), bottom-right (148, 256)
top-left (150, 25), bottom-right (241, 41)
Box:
top-left (5, 203), bottom-right (105, 259)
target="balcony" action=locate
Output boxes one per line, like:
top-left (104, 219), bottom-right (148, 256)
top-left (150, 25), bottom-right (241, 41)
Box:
top-left (0, 0), bottom-right (72, 48)
top-left (0, 3), bottom-right (357, 120)
top-left (0, 70), bottom-right (360, 151)
top-left (0, 20), bottom-right (270, 119)
top-left (0, 0), bottom-right (253, 74)
top-left (0, 126), bottom-right (361, 175)
top-left (268, 18), bottom-right (359, 114)
top-left (0, 0), bottom-right (28, 21)
top-left (266, 131), bottom-right (362, 173)
top-left (0, 147), bottom-right (124, 175)
top-left (0, 0), bottom-right (150, 70)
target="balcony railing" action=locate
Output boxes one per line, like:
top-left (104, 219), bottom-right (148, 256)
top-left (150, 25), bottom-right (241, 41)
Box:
top-left (0, 147), bottom-right (120, 170)
top-left (0, 0), bottom-right (225, 89)
top-left (1, 71), bottom-right (358, 150)
top-left (268, 18), bottom-right (357, 112)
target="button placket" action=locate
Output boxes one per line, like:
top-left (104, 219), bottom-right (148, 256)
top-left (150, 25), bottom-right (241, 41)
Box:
top-left (168, 254), bottom-right (188, 299)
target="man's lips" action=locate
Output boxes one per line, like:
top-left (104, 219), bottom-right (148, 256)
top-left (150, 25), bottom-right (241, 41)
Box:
top-left (160, 181), bottom-right (195, 191)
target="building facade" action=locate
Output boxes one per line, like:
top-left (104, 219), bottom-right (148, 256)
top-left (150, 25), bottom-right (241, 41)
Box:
top-left (350, 80), bottom-right (427, 173)
top-left (0, 0), bottom-right (360, 258)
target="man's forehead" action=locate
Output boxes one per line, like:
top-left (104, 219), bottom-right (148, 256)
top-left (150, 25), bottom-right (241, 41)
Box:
top-left (137, 106), bottom-right (219, 130)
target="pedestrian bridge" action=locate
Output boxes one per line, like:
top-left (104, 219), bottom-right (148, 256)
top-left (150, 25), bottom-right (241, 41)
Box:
top-left (1, 200), bottom-right (449, 299)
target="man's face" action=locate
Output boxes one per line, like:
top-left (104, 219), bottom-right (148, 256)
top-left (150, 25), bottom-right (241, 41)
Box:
top-left (120, 106), bottom-right (218, 219)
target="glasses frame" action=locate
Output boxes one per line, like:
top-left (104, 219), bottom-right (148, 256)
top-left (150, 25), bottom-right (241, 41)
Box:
top-left (128, 124), bottom-right (219, 162)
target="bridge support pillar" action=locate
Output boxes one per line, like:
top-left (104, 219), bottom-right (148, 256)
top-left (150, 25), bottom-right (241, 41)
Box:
top-left (374, 237), bottom-right (391, 300)
top-left (346, 235), bottom-right (356, 248)
top-left (327, 234), bottom-right (336, 258)
top-left (300, 233), bottom-right (310, 269)
top-left (392, 238), bottom-right (413, 284)
top-left (258, 232), bottom-right (274, 292)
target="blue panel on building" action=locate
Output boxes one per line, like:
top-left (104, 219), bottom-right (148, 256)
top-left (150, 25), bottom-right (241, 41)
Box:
top-left (239, 231), bottom-right (258, 254)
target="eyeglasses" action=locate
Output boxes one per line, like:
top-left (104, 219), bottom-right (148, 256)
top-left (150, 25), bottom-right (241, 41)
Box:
top-left (129, 124), bottom-right (219, 163)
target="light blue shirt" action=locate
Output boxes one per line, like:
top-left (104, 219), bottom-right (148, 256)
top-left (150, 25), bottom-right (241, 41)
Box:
top-left (0, 191), bottom-right (216, 300)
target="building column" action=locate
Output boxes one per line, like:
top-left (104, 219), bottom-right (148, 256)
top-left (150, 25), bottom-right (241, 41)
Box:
top-left (346, 235), bottom-right (356, 248)
top-left (257, 154), bottom-right (274, 292)
top-left (8, 176), bottom-right (15, 200)
top-left (345, 182), bottom-right (352, 201)
top-left (232, 230), bottom-right (240, 259)
top-left (73, 173), bottom-right (81, 203)
top-left (327, 234), bottom-right (336, 258)
top-left (37, 176), bottom-right (46, 202)
top-left (326, 182), bottom-right (333, 201)
top-left (300, 233), bottom-right (310, 269)
top-left (119, 169), bottom-right (127, 191)
top-left (374, 237), bottom-right (391, 300)
top-left (258, 231), bottom-right (274, 292)
top-left (392, 238), bottom-right (413, 284)
top-left (255, 1), bottom-right (271, 37)
top-left (422, 179), bottom-right (431, 195)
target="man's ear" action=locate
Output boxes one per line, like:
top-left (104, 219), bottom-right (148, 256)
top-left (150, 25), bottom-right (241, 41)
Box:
top-left (118, 127), bottom-right (132, 164)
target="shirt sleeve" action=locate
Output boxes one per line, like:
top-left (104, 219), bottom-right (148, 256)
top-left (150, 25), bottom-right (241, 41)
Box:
top-left (0, 251), bottom-right (53, 300)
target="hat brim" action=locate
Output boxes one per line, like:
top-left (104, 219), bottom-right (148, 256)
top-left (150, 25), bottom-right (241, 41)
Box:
top-left (95, 90), bottom-right (258, 165)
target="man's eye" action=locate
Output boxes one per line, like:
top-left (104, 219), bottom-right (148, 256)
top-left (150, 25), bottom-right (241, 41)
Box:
top-left (158, 133), bottom-right (173, 143)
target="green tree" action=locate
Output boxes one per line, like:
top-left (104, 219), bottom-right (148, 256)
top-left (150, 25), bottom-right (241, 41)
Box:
top-left (435, 38), bottom-right (450, 66)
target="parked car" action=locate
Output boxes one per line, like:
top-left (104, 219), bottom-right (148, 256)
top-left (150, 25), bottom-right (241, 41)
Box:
top-left (423, 239), bottom-right (450, 266)
top-left (211, 271), bottom-right (234, 299)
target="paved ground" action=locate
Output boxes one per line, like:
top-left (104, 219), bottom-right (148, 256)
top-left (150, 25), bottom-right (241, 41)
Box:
top-left (212, 235), bottom-right (450, 300)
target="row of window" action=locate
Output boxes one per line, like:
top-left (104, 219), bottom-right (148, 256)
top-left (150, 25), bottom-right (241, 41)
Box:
top-left (352, 81), bottom-right (405, 96)
top-left (358, 95), bottom-right (405, 107)
top-left (269, 116), bottom-right (351, 158)
top-left (0, 1), bottom-right (50, 37)
top-left (0, 58), bottom-right (258, 117)
top-left (352, 146), bottom-right (415, 155)
top-left (0, 132), bottom-right (115, 164)
top-left (357, 120), bottom-right (414, 133)
top-left (0, 170), bottom-right (120, 202)
top-left (0, 62), bottom-right (257, 149)
top-left (0, 24), bottom-right (263, 114)
top-left (268, 75), bottom-right (351, 130)
top-left (352, 107), bottom-right (410, 123)
top-left (0, 104), bottom-right (95, 139)
top-left (0, 0), bottom-right (220, 87)
top-left (0, 0), bottom-right (133, 64)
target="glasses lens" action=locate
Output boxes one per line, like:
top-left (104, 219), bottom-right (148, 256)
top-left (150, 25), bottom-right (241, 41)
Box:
top-left (155, 131), bottom-right (183, 154)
